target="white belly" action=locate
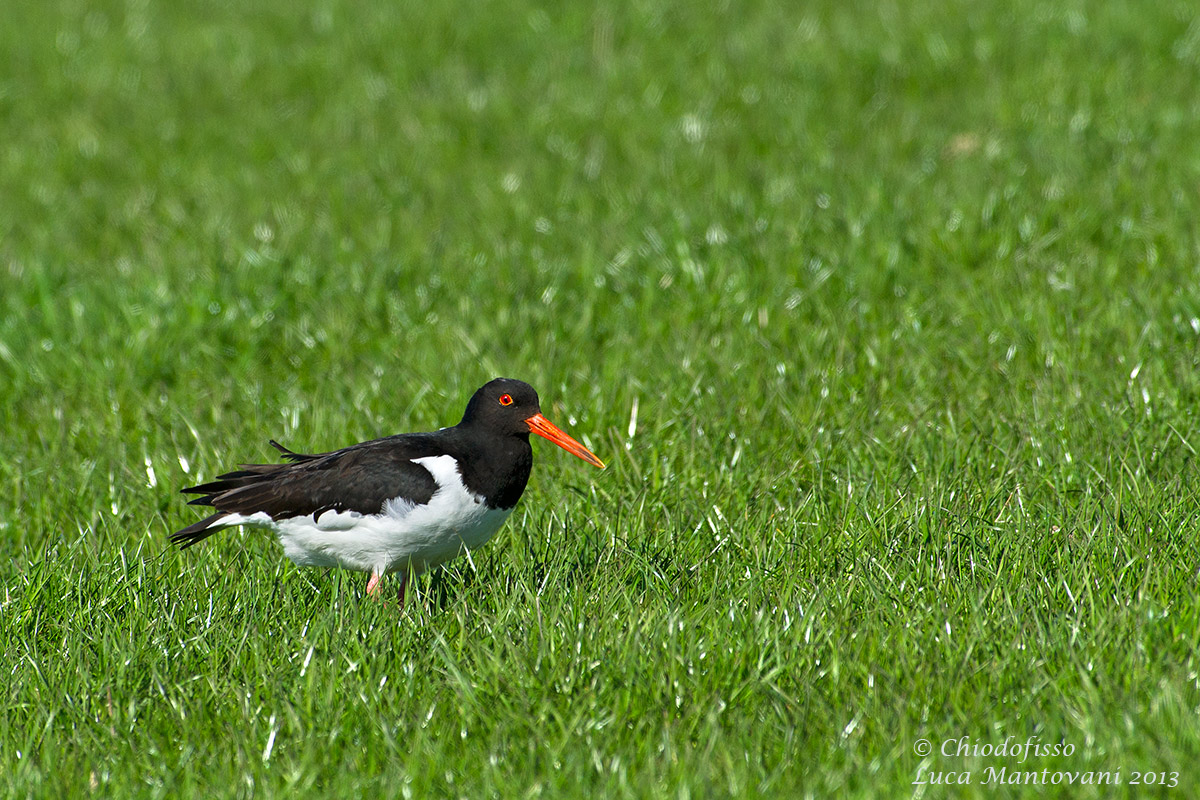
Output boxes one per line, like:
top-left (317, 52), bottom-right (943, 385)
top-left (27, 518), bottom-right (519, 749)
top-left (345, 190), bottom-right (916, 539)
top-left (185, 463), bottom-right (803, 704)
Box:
top-left (230, 455), bottom-right (513, 576)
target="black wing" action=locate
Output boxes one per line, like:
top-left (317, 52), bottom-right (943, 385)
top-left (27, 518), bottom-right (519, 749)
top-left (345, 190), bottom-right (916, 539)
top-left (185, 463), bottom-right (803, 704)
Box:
top-left (170, 434), bottom-right (444, 548)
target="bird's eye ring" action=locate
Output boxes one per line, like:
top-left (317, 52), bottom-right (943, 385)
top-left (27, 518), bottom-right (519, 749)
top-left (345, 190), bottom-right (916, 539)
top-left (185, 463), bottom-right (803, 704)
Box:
top-left (499, 393), bottom-right (514, 406)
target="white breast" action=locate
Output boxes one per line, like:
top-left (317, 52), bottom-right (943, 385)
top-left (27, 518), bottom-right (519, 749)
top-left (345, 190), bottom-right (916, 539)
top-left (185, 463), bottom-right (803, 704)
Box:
top-left (264, 455), bottom-right (512, 577)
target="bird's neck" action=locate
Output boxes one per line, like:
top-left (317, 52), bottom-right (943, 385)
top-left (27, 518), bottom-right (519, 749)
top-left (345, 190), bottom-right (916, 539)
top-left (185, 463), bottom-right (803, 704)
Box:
top-left (446, 428), bottom-right (533, 509)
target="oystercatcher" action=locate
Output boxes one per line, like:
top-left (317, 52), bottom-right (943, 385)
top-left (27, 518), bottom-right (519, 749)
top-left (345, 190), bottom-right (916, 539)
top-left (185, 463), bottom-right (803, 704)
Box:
top-left (170, 378), bottom-right (604, 603)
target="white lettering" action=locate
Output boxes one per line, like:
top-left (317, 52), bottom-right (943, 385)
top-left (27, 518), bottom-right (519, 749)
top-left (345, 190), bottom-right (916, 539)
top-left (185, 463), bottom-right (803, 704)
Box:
top-left (917, 770), bottom-right (971, 785)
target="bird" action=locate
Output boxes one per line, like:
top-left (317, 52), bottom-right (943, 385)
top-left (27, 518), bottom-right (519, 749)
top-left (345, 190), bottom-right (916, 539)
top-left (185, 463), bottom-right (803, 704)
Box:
top-left (170, 378), bottom-right (605, 603)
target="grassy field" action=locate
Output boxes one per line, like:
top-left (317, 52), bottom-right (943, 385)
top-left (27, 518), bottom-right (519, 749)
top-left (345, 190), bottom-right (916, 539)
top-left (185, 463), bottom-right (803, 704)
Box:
top-left (4, 0), bottom-right (1200, 796)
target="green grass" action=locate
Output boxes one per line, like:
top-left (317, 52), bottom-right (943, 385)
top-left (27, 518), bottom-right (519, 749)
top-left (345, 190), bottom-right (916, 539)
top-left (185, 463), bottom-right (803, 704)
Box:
top-left (4, 0), bottom-right (1200, 796)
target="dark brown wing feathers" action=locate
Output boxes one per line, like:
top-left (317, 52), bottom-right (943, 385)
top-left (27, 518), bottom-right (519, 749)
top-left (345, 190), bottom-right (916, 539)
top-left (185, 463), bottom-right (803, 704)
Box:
top-left (170, 435), bottom-right (444, 549)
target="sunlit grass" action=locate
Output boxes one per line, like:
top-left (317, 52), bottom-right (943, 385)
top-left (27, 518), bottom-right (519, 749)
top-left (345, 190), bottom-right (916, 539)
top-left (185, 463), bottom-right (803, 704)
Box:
top-left (3, 0), bottom-right (1200, 796)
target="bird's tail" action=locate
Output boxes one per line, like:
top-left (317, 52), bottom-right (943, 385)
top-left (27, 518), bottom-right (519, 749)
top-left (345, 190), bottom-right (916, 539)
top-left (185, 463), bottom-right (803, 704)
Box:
top-left (168, 513), bottom-right (229, 549)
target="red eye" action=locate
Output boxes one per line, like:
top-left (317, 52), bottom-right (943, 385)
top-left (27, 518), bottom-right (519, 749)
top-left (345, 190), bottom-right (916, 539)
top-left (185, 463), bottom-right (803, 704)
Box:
top-left (499, 393), bottom-right (513, 406)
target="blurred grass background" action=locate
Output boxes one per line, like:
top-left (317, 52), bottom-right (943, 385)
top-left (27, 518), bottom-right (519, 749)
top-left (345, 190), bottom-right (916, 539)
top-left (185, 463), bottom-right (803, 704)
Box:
top-left (3, 0), bottom-right (1200, 796)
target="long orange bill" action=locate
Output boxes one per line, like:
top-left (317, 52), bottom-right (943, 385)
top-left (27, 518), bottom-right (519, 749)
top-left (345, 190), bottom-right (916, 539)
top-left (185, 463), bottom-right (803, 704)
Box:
top-left (526, 413), bottom-right (606, 469)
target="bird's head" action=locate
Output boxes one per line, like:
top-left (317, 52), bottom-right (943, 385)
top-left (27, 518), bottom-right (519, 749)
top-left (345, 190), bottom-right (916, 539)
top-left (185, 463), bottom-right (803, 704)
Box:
top-left (461, 378), bottom-right (605, 468)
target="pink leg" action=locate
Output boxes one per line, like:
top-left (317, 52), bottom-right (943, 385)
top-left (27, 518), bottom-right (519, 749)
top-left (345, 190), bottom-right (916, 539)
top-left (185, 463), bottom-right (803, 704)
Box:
top-left (366, 570), bottom-right (383, 597)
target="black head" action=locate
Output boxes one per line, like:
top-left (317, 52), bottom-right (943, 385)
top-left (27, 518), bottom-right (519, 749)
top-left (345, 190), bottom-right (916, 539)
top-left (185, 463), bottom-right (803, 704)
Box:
top-left (459, 378), bottom-right (542, 435)
top-left (458, 378), bottom-right (605, 468)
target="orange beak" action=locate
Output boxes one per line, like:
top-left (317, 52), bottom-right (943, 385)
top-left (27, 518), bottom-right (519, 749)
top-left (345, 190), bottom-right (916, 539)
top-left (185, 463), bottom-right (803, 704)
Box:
top-left (526, 413), bottom-right (606, 469)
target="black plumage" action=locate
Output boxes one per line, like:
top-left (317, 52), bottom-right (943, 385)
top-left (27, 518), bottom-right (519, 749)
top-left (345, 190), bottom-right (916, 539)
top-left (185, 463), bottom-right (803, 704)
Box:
top-left (170, 436), bottom-right (444, 548)
top-left (170, 378), bottom-right (549, 549)
top-left (169, 377), bottom-right (603, 608)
